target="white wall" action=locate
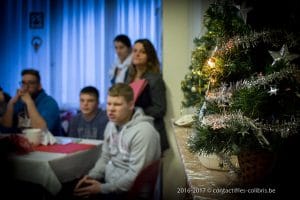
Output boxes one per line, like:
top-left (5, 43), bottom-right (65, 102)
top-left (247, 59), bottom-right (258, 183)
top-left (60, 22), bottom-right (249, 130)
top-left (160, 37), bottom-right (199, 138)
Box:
top-left (162, 0), bottom-right (211, 199)
top-left (163, 0), bottom-right (211, 120)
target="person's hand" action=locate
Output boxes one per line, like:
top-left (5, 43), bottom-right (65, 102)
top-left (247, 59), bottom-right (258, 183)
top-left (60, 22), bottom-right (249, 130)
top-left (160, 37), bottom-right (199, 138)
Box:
top-left (74, 175), bottom-right (89, 190)
top-left (73, 176), bottom-right (101, 198)
top-left (8, 89), bottom-right (21, 105)
top-left (18, 89), bottom-right (33, 105)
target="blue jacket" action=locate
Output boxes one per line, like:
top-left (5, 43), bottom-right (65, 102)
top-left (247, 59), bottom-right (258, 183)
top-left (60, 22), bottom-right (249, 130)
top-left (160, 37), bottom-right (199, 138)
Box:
top-left (14, 89), bottom-right (62, 135)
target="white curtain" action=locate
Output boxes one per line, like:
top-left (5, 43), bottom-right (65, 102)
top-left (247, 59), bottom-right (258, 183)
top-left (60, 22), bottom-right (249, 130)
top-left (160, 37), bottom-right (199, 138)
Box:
top-left (0, 0), bottom-right (162, 109)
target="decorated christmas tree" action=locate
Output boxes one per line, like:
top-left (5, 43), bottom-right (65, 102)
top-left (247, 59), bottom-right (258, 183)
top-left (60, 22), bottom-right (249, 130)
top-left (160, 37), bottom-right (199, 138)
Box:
top-left (181, 0), bottom-right (300, 164)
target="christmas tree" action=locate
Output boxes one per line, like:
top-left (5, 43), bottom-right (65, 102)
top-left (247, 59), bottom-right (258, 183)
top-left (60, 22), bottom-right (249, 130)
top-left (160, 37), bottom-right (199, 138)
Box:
top-left (181, 0), bottom-right (300, 156)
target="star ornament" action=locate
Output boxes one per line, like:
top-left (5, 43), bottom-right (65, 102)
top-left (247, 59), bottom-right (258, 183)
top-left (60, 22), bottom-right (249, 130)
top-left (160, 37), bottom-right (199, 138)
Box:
top-left (235, 3), bottom-right (253, 23)
top-left (268, 86), bottom-right (279, 96)
top-left (269, 44), bottom-right (300, 66)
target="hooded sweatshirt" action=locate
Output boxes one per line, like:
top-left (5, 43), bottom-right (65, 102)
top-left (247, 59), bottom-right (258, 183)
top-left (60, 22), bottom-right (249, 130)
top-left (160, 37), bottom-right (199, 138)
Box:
top-left (88, 107), bottom-right (161, 194)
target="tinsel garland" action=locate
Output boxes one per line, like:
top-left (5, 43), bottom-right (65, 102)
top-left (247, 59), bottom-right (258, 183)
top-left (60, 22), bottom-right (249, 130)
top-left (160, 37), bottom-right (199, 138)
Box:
top-left (183, 0), bottom-right (300, 156)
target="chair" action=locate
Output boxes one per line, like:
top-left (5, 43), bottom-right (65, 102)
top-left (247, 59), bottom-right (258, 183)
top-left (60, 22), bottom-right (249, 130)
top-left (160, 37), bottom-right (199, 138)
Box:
top-left (127, 159), bottom-right (162, 200)
top-left (60, 109), bottom-right (77, 136)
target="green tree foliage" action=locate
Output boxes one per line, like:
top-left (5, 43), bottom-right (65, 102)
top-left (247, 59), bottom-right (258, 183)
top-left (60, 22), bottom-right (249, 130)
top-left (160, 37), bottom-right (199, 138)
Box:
top-left (182, 0), bottom-right (300, 155)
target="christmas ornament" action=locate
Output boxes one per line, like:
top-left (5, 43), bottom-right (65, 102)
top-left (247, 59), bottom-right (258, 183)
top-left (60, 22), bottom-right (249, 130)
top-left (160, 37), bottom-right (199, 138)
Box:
top-left (268, 86), bottom-right (279, 95)
top-left (269, 44), bottom-right (300, 66)
top-left (191, 86), bottom-right (197, 92)
top-left (235, 3), bottom-right (253, 23)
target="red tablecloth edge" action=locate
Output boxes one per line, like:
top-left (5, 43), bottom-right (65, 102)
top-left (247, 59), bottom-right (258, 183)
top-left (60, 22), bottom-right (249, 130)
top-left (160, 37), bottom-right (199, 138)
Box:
top-left (33, 143), bottom-right (96, 154)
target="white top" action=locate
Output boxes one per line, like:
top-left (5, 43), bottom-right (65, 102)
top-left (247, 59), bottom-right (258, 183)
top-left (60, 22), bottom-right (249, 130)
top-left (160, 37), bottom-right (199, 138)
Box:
top-left (109, 54), bottom-right (132, 83)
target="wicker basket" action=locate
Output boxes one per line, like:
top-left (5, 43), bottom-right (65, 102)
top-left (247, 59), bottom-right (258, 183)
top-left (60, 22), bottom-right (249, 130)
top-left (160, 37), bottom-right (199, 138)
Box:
top-left (238, 150), bottom-right (276, 184)
top-left (198, 153), bottom-right (239, 171)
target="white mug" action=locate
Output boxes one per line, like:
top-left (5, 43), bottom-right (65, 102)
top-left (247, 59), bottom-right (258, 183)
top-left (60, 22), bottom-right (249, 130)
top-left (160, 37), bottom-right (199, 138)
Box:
top-left (22, 128), bottom-right (44, 146)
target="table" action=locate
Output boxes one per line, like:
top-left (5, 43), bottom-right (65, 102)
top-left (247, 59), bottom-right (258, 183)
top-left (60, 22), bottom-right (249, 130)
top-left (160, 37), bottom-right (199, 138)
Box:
top-left (10, 137), bottom-right (102, 195)
top-left (172, 125), bottom-right (239, 199)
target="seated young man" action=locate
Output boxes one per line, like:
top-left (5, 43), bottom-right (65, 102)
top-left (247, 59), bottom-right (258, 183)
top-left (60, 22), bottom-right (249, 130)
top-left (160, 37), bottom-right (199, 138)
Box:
top-left (68, 86), bottom-right (108, 140)
top-left (1, 69), bottom-right (61, 135)
top-left (73, 83), bottom-right (161, 199)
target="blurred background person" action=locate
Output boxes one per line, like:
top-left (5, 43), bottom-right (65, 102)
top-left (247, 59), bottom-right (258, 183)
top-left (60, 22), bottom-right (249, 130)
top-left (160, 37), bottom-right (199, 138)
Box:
top-left (1, 69), bottom-right (62, 135)
top-left (0, 87), bottom-right (11, 115)
top-left (109, 34), bottom-right (132, 85)
top-left (0, 87), bottom-right (11, 132)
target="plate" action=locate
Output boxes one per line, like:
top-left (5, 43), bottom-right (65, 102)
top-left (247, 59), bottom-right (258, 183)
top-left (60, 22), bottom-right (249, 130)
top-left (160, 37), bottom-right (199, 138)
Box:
top-left (174, 114), bottom-right (195, 127)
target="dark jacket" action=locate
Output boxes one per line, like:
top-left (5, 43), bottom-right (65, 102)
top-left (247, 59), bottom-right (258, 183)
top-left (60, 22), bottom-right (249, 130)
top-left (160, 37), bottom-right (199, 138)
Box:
top-left (126, 72), bottom-right (169, 151)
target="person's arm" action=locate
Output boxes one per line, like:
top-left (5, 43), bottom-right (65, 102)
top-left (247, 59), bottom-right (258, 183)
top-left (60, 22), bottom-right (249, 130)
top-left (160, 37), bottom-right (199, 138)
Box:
top-left (1, 90), bottom-right (21, 127)
top-left (34, 95), bottom-right (60, 132)
top-left (21, 92), bottom-right (47, 129)
top-left (144, 75), bottom-right (167, 118)
top-left (100, 122), bottom-right (161, 193)
top-left (0, 91), bottom-right (5, 116)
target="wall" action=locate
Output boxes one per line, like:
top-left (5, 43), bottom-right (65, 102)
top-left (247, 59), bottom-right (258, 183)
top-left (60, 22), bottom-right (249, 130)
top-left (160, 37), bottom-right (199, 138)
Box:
top-left (163, 0), bottom-right (211, 119)
top-left (162, 0), bottom-right (211, 199)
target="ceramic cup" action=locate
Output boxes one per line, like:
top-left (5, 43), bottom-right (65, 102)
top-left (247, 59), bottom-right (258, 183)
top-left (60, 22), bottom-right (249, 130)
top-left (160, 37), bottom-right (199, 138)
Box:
top-left (22, 128), bottom-right (44, 146)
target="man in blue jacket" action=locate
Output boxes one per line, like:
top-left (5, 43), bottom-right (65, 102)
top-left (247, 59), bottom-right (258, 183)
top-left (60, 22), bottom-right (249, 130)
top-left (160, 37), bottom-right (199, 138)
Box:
top-left (1, 69), bottom-right (61, 135)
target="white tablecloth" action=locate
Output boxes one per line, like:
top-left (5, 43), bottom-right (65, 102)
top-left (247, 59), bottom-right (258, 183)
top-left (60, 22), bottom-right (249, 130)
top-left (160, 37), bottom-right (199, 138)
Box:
top-left (10, 137), bottom-right (103, 195)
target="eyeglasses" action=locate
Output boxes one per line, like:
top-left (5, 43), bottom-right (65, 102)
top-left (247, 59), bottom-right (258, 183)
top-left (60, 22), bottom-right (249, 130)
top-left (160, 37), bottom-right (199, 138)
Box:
top-left (19, 81), bottom-right (38, 87)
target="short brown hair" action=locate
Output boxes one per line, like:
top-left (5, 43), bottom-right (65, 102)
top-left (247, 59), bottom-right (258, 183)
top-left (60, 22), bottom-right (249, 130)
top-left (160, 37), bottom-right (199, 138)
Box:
top-left (108, 83), bottom-right (134, 102)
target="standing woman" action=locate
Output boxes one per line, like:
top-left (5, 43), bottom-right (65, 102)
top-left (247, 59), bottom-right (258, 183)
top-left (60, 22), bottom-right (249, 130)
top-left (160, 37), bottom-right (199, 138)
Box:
top-left (126, 39), bottom-right (169, 152)
top-left (109, 34), bottom-right (132, 85)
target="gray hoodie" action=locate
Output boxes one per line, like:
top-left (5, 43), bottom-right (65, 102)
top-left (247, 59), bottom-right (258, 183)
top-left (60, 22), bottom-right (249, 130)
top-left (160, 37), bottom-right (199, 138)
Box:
top-left (88, 107), bottom-right (161, 194)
